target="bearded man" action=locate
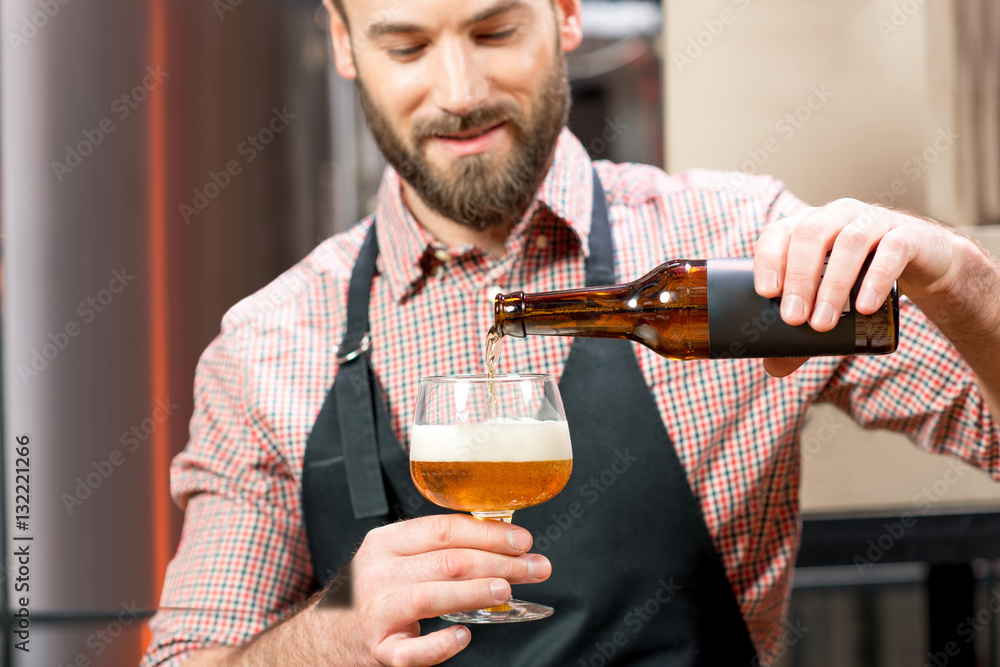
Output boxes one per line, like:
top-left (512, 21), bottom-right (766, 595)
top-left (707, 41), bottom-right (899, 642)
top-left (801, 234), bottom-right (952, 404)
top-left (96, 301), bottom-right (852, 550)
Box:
top-left (142, 1), bottom-right (1000, 665)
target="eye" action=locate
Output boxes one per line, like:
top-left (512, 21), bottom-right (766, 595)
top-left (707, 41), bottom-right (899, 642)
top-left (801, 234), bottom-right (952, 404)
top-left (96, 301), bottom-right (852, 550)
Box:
top-left (388, 43), bottom-right (426, 58)
top-left (478, 27), bottom-right (516, 43)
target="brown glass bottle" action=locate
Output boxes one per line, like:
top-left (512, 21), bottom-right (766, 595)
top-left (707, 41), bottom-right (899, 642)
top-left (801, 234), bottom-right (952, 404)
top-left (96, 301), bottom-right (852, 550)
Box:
top-left (494, 258), bottom-right (899, 360)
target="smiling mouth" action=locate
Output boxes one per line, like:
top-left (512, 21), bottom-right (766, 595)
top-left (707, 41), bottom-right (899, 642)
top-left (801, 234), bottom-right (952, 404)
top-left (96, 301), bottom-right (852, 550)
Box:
top-left (433, 122), bottom-right (505, 141)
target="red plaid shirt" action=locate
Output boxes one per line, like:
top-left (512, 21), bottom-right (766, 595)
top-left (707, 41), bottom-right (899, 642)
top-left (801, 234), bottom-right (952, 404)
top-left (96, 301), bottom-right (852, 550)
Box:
top-left (143, 129), bottom-right (997, 666)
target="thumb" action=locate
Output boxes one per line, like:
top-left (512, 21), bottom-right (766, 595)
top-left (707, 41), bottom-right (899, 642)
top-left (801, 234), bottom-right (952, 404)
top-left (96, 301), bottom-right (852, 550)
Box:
top-left (762, 357), bottom-right (810, 378)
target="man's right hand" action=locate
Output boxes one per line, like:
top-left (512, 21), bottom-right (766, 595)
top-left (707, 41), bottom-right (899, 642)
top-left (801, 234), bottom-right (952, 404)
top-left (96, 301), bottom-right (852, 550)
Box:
top-left (183, 515), bottom-right (550, 667)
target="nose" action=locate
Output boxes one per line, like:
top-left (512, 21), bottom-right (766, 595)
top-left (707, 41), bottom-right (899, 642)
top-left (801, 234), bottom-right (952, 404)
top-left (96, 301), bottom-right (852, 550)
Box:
top-left (432, 36), bottom-right (488, 116)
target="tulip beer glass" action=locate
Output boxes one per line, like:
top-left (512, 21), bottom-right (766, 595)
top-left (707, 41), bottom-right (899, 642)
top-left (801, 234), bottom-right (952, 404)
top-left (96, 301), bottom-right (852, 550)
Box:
top-left (410, 374), bottom-right (572, 623)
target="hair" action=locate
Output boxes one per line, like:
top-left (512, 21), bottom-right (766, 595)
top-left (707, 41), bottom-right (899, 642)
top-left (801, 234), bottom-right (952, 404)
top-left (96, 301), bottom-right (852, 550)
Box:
top-left (331, 0), bottom-right (559, 32)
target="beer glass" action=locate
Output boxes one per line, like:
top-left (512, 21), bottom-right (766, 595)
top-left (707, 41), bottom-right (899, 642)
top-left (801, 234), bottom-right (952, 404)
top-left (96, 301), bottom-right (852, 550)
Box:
top-left (410, 374), bottom-right (572, 623)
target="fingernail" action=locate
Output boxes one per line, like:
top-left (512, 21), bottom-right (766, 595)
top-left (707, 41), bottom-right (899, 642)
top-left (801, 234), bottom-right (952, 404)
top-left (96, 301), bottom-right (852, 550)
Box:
top-left (455, 625), bottom-right (471, 646)
top-left (757, 269), bottom-right (778, 294)
top-left (857, 288), bottom-right (878, 312)
top-left (527, 554), bottom-right (551, 580)
top-left (490, 579), bottom-right (509, 603)
top-left (507, 530), bottom-right (530, 552)
top-left (812, 301), bottom-right (835, 328)
top-left (781, 294), bottom-right (804, 321)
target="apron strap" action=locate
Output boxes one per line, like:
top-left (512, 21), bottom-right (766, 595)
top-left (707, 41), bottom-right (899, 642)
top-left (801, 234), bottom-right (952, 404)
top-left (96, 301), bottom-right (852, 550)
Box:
top-left (586, 168), bottom-right (616, 286)
top-left (339, 224), bottom-right (378, 363)
top-left (336, 224), bottom-right (389, 520)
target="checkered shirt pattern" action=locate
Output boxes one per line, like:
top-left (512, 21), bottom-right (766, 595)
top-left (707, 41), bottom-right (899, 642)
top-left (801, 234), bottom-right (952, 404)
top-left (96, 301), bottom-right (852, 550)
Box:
top-left (142, 129), bottom-right (998, 666)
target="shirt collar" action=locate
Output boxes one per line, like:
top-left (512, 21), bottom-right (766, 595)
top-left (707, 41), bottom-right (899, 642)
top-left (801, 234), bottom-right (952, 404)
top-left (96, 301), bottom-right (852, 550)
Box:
top-left (374, 127), bottom-right (595, 302)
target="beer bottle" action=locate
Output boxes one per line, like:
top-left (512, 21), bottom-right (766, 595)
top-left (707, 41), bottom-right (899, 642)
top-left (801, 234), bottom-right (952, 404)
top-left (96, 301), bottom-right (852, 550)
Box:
top-left (493, 257), bottom-right (898, 360)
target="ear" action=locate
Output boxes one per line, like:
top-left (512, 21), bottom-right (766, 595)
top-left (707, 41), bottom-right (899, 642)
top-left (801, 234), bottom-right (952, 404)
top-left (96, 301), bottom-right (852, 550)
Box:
top-left (553, 0), bottom-right (583, 53)
top-left (323, 0), bottom-right (357, 80)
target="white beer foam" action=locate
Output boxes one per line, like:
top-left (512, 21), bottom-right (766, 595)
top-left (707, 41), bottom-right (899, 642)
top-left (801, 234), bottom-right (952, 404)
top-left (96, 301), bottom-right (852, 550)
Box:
top-left (410, 419), bottom-right (572, 462)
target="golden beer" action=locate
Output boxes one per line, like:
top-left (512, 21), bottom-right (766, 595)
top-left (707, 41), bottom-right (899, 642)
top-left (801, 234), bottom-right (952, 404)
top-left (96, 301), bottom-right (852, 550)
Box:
top-left (409, 419), bottom-right (573, 512)
top-left (410, 459), bottom-right (573, 512)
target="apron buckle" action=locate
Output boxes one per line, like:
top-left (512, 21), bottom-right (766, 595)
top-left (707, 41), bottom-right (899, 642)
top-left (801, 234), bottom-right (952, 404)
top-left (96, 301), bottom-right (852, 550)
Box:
top-left (337, 332), bottom-right (371, 364)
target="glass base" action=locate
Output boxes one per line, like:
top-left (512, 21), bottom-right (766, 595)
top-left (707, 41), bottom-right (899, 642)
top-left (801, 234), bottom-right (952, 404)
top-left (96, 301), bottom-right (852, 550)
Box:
top-left (440, 599), bottom-right (554, 624)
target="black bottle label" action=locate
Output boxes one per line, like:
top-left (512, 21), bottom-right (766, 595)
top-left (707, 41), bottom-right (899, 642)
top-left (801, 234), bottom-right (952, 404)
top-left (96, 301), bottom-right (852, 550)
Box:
top-left (706, 258), bottom-right (856, 359)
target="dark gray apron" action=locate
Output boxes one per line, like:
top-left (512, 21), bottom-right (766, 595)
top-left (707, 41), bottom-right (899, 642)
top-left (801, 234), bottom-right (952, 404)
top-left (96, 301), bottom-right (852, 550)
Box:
top-left (301, 171), bottom-right (759, 665)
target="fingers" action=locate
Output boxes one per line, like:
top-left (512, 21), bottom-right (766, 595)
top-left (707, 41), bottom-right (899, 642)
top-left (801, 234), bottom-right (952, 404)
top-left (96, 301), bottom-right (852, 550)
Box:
top-left (755, 199), bottom-right (904, 331)
top-left (396, 548), bottom-right (551, 587)
top-left (762, 357), bottom-right (809, 378)
top-left (385, 578), bottom-right (513, 622)
top-left (780, 200), bottom-right (867, 327)
top-left (856, 230), bottom-right (913, 313)
top-left (754, 206), bottom-right (814, 298)
top-left (350, 515), bottom-right (550, 662)
top-left (356, 548), bottom-right (549, 628)
top-left (809, 204), bottom-right (897, 329)
top-left (370, 514), bottom-right (533, 558)
top-left (375, 625), bottom-right (472, 667)
top-left (367, 578), bottom-right (509, 665)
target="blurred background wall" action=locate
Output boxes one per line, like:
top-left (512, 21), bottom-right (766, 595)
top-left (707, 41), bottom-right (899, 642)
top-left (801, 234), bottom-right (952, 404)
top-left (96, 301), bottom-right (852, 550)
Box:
top-left (665, 0), bottom-right (1000, 226)
top-left (1, 0), bottom-right (998, 665)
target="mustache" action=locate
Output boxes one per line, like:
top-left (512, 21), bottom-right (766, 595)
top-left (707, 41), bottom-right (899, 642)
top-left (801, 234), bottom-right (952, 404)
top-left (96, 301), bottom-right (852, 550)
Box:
top-left (412, 102), bottom-right (523, 142)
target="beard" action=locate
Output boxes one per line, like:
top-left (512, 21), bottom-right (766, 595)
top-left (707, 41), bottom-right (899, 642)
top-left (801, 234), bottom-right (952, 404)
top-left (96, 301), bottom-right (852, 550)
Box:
top-left (356, 53), bottom-right (571, 231)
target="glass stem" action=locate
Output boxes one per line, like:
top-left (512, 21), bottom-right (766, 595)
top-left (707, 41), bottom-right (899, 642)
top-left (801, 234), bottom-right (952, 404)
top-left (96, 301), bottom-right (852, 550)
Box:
top-left (471, 510), bottom-right (514, 523)
top-left (470, 511), bottom-right (515, 610)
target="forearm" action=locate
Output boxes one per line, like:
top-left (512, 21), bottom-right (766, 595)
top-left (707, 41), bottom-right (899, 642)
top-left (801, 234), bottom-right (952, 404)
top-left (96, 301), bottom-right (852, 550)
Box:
top-left (909, 233), bottom-right (1000, 417)
top-left (181, 587), bottom-right (366, 667)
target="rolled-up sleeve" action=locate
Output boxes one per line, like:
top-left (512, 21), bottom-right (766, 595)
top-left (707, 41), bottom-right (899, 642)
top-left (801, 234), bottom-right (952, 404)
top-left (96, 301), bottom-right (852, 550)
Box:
top-left (815, 296), bottom-right (1000, 477)
top-left (141, 323), bottom-right (314, 667)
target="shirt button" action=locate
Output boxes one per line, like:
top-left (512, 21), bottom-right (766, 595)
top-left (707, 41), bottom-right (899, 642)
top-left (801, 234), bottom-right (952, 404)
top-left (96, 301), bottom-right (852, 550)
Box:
top-left (433, 249), bottom-right (451, 263)
top-left (486, 284), bottom-right (503, 303)
top-left (534, 234), bottom-right (549, 249)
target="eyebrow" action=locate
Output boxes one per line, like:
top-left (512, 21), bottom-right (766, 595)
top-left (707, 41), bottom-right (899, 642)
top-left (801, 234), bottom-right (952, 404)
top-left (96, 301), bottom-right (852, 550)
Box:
top-left (465, 0), bottom-right (527, 26)
top-left (364, 0), bottom-right (528, 38)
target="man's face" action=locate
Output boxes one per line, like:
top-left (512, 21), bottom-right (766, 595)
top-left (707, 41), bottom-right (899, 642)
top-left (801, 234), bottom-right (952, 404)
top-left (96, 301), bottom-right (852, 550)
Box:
top-left (333, 0), bottom-right (577, 231)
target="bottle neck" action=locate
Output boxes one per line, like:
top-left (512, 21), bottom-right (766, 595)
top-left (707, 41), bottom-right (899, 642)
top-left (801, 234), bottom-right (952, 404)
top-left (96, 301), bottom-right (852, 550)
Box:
top-left (495, 286), bottom-right (635, 339)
